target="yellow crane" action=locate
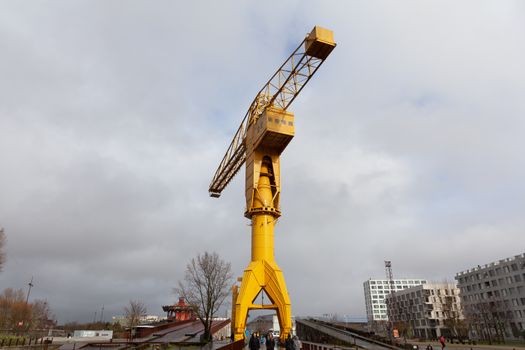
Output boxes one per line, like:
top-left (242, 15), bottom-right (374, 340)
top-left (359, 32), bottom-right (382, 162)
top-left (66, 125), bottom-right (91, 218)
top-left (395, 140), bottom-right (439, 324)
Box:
top-left (209, 26), bottom-right (336, 341)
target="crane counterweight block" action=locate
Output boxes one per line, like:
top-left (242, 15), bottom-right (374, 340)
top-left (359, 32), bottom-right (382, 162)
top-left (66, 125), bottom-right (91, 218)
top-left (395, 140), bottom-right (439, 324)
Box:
top-left (305, 26), bottom-right (336, 59)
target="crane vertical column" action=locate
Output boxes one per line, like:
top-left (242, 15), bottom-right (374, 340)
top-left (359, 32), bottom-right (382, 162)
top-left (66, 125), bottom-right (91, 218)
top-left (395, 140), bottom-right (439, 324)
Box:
top-left (232, 108), bottom-right (295, 341)
top-left (208, 26), bottom-right (336, 342)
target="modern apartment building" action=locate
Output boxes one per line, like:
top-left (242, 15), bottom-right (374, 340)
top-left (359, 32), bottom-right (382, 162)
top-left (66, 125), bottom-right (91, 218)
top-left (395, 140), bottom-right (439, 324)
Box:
top-left (385, 283), bottom-right (462, 339)
top-left (363, 278), bottom-right (426, 322)
top-left (455, 253), bottom-right (525, 340)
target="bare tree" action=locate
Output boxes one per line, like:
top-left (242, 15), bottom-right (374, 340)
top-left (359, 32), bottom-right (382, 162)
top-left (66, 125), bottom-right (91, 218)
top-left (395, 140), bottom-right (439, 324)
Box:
top-left (124, 300), bottom-right (146, 339)
top-left (175, 251), bottom-right (232, 342)
top-left (0, 288), bottom-right (31, 330)
top-left (30, 299), bottom-right (52, 330)
top-left (442, 293), bottom-right (468, 340)
top-left (0, 228), bottom-right (6, 272)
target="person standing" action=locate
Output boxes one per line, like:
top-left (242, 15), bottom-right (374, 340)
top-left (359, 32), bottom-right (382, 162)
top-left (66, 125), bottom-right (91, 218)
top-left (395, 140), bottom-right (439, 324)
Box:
top-left (439, 336), bottom-right (446, 350)
top-left (293, 336), bottom-right (302, 350)
top-left (266, 333), bottom-right (275, 350)
top-left (285, 334), bottom-right (295, 350)
top-left (249, 333), bottom-right (260, 350)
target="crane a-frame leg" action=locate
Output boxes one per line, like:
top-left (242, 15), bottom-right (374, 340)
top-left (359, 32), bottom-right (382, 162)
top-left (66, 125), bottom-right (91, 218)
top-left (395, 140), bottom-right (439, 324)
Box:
top-left (233, 259), bottom-right (292, 341)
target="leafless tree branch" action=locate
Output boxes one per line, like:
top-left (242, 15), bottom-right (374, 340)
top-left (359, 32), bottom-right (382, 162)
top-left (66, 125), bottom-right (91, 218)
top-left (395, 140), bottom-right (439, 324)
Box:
top-left (174, 251), bottom-right (232, 342)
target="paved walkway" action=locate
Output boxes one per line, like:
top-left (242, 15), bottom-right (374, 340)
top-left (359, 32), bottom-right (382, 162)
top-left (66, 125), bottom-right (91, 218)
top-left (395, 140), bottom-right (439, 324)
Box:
top-left (411, 341), bottom-right (525, 350)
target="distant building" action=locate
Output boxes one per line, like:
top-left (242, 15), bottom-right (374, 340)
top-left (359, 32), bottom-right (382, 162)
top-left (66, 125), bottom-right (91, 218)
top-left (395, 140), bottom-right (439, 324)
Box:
top-left (246, 315), bottom-right (296, 337)
top-left (247, 314), bottom-right (273, 334)
top-left (385, 282), bottom-right (463, 339)
top-left (455, 253), bottom-right (525, 340)
top-left (363, 278), bottom-right (426, 323)
top-left (211, 317), bottom-right (231, 340)
top-left (111, 315), bottom-right (165, 326)
top-left (73, 330), bottom-right (113, 339)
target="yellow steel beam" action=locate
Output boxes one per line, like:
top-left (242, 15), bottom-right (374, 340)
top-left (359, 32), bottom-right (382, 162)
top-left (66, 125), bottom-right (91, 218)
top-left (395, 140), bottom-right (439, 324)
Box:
top-left (209, 26), bottom-right (336, 342)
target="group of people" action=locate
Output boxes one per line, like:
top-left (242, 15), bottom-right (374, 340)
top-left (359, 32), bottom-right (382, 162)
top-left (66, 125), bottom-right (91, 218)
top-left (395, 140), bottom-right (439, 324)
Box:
top-left (426, 335), bottom-right (446, 350)
top-left (248, 332), bottom-right (302, 350)
top-left (248, 332), bottom-right (276, 350)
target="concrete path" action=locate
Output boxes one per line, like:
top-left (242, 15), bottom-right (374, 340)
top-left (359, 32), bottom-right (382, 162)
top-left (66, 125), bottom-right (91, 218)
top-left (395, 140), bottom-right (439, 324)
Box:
top-left (410, 342), bottom-right (525, 350)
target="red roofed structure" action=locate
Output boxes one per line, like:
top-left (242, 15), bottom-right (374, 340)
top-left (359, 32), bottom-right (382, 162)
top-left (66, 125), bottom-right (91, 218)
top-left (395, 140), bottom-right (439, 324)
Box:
top-left (162, 297), bottom-right (196, 321)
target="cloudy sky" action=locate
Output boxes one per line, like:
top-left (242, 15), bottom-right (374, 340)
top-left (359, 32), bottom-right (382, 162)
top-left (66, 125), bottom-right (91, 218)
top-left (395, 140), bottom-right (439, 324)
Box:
top-left (1, 1), bottom-right (525, 324)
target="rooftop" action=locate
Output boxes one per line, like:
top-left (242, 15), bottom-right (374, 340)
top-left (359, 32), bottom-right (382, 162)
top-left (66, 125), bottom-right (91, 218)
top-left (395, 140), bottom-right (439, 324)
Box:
top-left (455, 252), bottom-right (525, 276)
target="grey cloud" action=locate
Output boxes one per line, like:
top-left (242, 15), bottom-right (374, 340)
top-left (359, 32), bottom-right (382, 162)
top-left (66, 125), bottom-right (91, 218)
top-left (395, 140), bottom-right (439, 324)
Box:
top-left (1, 1), bottom-right (524, 322)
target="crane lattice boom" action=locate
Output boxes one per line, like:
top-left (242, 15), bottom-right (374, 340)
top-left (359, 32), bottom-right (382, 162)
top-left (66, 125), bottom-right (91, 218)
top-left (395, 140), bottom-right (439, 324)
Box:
top-left (209, 26), bottom-right (335, 197)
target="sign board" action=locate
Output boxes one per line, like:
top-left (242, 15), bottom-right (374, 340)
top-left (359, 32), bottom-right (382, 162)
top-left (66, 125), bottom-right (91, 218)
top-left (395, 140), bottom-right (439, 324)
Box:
top-left (393, 329), bottom-right (399, 338)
